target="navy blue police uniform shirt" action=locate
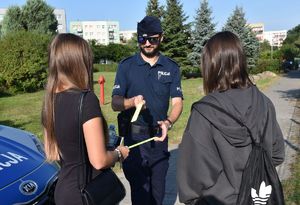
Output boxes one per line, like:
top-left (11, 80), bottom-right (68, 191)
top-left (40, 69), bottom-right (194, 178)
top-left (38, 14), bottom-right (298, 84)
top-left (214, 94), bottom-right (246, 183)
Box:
top-left (112, 52), bottom-right (183, 127)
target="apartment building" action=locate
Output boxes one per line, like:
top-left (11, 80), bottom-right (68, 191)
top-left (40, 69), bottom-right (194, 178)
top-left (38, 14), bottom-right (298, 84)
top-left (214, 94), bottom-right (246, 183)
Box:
top-left (249, 22), bottom-right (287, 47)
top-left (53, 9), bottom-right (67, 33)
top-left (120, 30), bottom-right (136, 43)
top-left (248, 23), bottom-right (264, 42)
top-left (70, 20), bottom-right (120, 45)
top-left (263, 30), bottom-right (287, 47)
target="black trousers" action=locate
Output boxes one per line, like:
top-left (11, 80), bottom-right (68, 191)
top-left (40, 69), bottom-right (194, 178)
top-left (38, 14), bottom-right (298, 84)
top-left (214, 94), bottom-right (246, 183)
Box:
top-left (123, 125), bottom-right (170, 205)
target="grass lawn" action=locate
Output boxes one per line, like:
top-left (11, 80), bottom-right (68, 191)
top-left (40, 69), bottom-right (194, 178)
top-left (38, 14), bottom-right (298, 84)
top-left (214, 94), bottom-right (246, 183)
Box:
top-left (283, 152), bottom-right (300, 205)
top-left (0, 72), bottom-right (277, 143)
top-left (281, 98), bottom-right (300, 205)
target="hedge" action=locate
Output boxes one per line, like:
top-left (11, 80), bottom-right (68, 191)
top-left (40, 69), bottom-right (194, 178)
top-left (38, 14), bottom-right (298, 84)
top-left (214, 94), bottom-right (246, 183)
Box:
top-left (251, 59), bottom-right (281, 74)
top-left (181, 65), bottom-right (201, 78)
top-left (0, 31), bottom-right (51, 94)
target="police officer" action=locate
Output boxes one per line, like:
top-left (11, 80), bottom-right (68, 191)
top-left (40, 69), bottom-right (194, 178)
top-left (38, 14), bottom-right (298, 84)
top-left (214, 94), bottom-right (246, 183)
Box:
top-left (111, 16), bottom-right (183, 205)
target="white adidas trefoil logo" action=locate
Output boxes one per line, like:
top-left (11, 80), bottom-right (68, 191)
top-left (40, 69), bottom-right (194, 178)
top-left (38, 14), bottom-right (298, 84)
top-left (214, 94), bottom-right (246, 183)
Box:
top-left (251, 181), bottom-right (272, 205)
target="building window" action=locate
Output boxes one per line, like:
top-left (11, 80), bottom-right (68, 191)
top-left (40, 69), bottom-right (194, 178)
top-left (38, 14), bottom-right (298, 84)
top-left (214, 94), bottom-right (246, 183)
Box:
top-left (109, 30), bottom-right (114, 40)
top-left (77, 27), bottom-right (83, 33)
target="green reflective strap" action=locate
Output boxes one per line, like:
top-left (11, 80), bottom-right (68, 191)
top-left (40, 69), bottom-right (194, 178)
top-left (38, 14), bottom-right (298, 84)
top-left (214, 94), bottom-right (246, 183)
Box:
top-left (128, 137), bottom-right (156, 149)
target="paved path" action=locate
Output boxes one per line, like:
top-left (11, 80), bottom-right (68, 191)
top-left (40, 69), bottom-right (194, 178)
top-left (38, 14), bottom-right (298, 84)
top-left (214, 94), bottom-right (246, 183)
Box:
top-left (263, 70), bottom-right (300, 180)
top-left (118, 70), bottom-right (300, 205)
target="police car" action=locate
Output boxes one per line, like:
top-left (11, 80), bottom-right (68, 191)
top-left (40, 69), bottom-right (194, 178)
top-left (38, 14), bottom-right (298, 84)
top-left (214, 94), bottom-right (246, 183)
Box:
top-left (0, 125), bottom-right (59, 205)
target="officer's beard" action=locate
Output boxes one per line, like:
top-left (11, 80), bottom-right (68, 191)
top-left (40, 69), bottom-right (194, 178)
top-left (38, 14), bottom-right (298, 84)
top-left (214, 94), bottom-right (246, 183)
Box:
top-left (140, 44), bottom-right (160, 58)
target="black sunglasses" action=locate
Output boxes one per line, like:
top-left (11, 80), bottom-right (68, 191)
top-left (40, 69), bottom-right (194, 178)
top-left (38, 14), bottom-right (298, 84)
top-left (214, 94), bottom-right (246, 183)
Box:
top-left (138, 36), bottom-right (161, 45)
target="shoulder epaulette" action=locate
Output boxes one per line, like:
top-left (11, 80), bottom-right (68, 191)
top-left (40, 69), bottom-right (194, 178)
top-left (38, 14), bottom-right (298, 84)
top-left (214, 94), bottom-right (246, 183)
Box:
top-left (165, 56), bottom-right (179, 67)
top-left (119, 55), bottom-right (135, 65)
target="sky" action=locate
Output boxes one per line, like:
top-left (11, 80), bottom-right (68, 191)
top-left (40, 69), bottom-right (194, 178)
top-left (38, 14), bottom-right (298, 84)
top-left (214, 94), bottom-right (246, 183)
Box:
top-left (0, 0), bottom-right (299, 32)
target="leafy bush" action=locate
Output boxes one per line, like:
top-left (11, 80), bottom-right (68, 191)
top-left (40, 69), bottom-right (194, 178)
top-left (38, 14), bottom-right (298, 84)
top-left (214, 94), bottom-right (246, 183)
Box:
top-left (280, 44), bottom-right (299, 61)
top-left (0, 31), bottom-right (51, 94)
top-left (181, 66), bottom-right (201, 78)
top-left (93, 63), bottom-right (118, 72)
top-left (89, 41), bottom-right (135, 64)
top-left (251, 58), bottom-right (281, 74)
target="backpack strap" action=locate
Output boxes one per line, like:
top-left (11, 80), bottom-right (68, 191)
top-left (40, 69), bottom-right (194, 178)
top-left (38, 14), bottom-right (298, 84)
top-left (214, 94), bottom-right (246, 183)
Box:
top-left (195, 101), bottom-right (269, 145)
top-left (260, 108), bottom-right (269, 144)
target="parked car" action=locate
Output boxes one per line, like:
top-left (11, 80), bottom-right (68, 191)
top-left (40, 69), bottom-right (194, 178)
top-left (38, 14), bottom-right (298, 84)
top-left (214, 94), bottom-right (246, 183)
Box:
top-left (0, 125), bottom-right (59, 205)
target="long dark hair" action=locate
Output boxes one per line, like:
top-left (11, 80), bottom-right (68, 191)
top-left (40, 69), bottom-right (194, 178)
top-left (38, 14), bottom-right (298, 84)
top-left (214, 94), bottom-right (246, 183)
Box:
top-left (42, 33), bottom-right (98, 161)
top-left (201, 31), bottom-right (253, 95)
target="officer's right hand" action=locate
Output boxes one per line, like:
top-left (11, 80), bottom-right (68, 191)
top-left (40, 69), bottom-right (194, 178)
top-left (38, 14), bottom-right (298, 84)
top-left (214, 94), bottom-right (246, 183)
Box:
top-left (117, 145), bottom-right (129, 161)
top-left (133, 95), bottom-right (146, 108)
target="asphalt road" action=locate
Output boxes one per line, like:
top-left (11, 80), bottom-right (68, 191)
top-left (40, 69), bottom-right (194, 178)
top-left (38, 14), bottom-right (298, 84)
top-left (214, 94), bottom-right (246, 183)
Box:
top-left (118, 70), bottom-right (300, 205)
top-left (265, 70), bottom-right (300, 181)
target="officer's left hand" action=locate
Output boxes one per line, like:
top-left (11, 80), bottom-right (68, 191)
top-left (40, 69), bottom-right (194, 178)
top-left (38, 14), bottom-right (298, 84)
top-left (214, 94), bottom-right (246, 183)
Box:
top-left (155, 121), bottom-right (168, 142)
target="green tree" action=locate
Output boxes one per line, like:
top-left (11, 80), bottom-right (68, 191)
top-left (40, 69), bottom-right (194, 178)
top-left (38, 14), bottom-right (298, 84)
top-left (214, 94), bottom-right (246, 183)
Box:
top-left (89, 41), bottom-right (135, 64)
top-left (106, 44), bottom-right (135, 62)
top-left (0, 31), bottom-right (51, 94)
top-left (260, 40), bottom-right (271, 53)
top-left (126, 33), bottom-right (139, 53)
top-left (188, 0), bottom-right (215, 67)
top-left (145, 0), bottom-right (164, 20)
top-left (1, 6), bottom-right (23, 36)
top-left (89, 40), bottom-right (106, 63)
top-left (161, 0), bottom-right (190, 66)
top-left (282, 24), bottom-right (300, 59)
top-left (259, 40), bottom-right (272, 59)
top-left (223, 6), bottom-right (259, 71)
top-left (283, 24), bottom-right (300, 46)
top-left (280, 44), bottom-right (299, 61)
top-left (254, 41), bottom-right (282, 74)
top-left (22, 0), bottom-right (57, 34)
top-left (1, 0), bottom-right (57, 36)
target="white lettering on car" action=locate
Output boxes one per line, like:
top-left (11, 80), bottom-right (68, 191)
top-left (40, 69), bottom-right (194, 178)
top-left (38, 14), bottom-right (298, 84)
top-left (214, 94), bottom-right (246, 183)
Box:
top-left (0, 152), bottom-right (29, 171)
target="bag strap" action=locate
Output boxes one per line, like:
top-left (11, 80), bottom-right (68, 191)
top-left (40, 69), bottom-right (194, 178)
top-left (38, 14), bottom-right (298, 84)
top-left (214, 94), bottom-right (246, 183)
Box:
top-left (77, 90), bottom-right (90, 191)
top-left (195, 101), bottom-right (269, 144)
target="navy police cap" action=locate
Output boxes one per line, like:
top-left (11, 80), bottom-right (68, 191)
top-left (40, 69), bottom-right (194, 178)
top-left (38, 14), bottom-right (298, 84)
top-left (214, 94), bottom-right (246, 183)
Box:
top-left (137, 16), bottom-right (163, 37)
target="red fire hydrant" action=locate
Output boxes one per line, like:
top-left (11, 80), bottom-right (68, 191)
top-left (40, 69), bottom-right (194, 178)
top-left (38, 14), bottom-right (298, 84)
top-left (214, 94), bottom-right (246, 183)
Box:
top-left (98, 75), bottom-right (105, 105)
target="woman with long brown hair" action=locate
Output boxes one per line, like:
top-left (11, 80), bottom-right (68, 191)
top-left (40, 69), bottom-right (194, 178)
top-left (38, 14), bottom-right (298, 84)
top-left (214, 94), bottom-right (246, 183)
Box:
top-left (42, 33), bottom-right (129, 205)
top-left (176, 31), bottom-right (284, 204)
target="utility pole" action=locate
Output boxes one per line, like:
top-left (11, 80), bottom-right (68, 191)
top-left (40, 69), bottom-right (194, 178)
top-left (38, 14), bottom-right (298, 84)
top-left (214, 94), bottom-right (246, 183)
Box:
top-left (271, 43), bottom-right (273, 59)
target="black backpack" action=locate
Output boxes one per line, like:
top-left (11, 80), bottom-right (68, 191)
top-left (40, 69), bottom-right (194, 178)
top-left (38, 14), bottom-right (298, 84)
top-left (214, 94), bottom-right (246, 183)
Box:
top-left (199, 102), bottom-right (285, 205)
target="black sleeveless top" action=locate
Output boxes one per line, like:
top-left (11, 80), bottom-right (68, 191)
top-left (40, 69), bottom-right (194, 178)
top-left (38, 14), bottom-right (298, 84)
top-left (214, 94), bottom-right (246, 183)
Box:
top-left (53, 89), bottom-right (102, 205)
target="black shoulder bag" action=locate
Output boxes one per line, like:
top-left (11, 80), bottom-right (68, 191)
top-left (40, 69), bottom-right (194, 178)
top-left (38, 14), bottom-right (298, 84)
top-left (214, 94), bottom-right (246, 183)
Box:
top-left (78, 91), bottom-right (126, 205)
top-left (196, 102), bottom-right (284, 205)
